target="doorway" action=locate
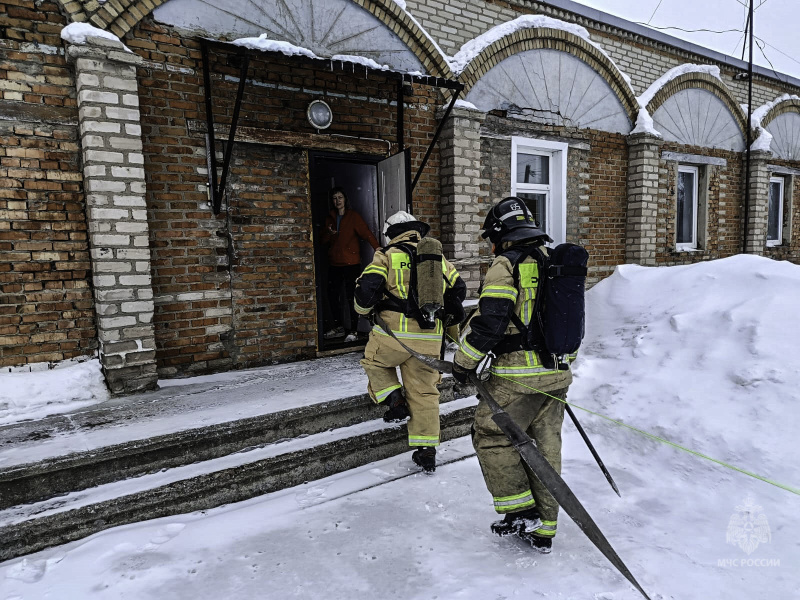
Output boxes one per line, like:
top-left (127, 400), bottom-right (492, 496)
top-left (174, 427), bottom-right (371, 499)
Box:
top-left (310, 153), bottom-right (381, 351)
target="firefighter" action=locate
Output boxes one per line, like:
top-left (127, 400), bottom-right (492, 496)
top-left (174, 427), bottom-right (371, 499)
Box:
top-left (354, 211), bottom-right (466, 472)
top-left (451, 197), bottom-right (573, 552)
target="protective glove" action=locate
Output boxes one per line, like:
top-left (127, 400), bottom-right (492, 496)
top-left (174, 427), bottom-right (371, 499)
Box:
top-left (451, 361), bottom-right (474, 385)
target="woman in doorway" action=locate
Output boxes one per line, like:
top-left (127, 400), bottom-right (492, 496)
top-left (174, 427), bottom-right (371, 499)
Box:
top-left (322, 187), bottom-right (380, 342)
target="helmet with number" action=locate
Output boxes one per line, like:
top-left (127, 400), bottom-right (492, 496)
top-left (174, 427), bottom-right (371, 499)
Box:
top-left (480, 196), bottom-right (551, 248)
top-left (383, 211), bottom-right (430, 243)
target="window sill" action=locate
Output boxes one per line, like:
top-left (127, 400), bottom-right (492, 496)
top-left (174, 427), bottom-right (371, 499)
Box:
top-left (674, 247), bottom-right (702, 253)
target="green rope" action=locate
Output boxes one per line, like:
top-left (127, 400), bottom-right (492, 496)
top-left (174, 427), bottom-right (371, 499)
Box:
top-left (492, 373), bottom-right (800, 496)
top-left (445, 333), bottom-right (800, 496)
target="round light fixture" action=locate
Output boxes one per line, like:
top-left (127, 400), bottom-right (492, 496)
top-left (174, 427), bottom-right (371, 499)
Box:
top-left (307, 99), bottom-right (333, 130)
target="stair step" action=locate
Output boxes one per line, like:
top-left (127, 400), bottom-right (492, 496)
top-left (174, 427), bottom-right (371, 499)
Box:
top-left (0, 377), bottom-right (474, 510)
top-left (0, 396), bottom-right (477, 562)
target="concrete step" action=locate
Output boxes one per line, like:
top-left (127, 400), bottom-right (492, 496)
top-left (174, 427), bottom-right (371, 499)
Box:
top-left (0, 396), bottom-right (478, 562)
top-left (0, 378), bottom-right (473, 511)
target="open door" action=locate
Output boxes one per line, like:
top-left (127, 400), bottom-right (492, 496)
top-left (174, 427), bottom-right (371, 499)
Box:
top-left (377, 149), bottom-right (411, 230)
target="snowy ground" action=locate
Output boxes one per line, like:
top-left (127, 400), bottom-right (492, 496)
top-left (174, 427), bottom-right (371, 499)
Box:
top-left (2, 255), bottom-right (799, 599)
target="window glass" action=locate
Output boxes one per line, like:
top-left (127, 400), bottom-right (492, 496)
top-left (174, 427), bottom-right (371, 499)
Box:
top-left (768, 180), bottom-right (783, 242)
top-left (516, 154), bottom-right (549, 185)
top-left (677, 170), bottom-right (695, 245)
top-left (518, 192), bottom-right (547, 231)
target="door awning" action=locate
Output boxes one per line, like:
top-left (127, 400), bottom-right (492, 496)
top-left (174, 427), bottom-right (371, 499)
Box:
top-left (198, 37), bottom-right (464, 214)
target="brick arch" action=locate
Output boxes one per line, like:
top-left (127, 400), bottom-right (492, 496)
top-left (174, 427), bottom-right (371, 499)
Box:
top-left (54, 0), bottom-right (453, 78)
top-left (644, 72), bottom-right (748, 137)
top-left (759, 96), bottom-right (800, 129)
top-left (457, 28), bottom-right (639, 124)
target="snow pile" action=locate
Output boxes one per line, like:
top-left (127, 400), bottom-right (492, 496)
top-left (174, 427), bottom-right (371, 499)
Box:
top-left (572, 254), bottom-right (800, 489)
top-left (0, 358), bottom-right (109, 425)
top-left (60, 23), bottom-right (132, 52)
top-left (750, 93), bottom-right (800, 152)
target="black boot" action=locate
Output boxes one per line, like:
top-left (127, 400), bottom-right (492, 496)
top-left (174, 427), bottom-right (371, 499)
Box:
top-left (411, 447), bottom-right (436, 472)
top-left (518, 531), bottom-right (553, 554)
top-left (490, 507), bottom-right (542, 536)
top-left (382, 389), bottom-right (410, 422)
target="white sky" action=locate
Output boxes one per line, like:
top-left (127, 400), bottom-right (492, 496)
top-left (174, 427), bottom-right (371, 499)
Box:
top-left (578, 0), bottom-right (800, 81)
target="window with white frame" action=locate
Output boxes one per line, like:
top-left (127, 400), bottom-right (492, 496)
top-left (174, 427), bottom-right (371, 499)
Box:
top-left (767, 176), bottom-right (785, 246)
top-left (511, 137), bottom-right (568, 245)
top-left (676, 165), bottom-right (699, 251)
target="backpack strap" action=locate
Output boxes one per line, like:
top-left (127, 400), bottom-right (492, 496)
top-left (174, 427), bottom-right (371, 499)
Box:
top-left (493, 244), bottom-right (545, 356)
top-left (377, 241), bottom-right (428, 325)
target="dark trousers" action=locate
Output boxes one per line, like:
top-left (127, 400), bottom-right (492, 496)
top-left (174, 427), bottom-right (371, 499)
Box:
top-left (327, 264), bottom-right (361, 331)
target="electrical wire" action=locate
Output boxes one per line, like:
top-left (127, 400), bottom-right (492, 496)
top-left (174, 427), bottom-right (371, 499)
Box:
top-left (635, 23), bottom-right (743, 34)
top-left (646, 0), bottom-right (664, 25)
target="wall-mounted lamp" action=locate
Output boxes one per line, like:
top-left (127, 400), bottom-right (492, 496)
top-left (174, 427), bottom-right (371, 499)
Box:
top-left (307, 99), bottom-right (333, 130)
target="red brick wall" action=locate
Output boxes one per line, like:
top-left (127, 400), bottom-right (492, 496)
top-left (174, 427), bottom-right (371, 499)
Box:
top-left (656, 143), bottom-right (744, 265)
top-left (763, 159), bottom-right (800, 264)
top-left (127, 17), bottom-right (442, 376)
top-left (0, 0), bottom-right (96, 368)
top-left (585, 131), bottom-right (628, 277)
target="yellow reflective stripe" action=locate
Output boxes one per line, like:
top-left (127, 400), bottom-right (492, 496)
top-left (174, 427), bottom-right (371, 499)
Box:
top-left (461, 339), bottom-right (485, 360)
top-left (400, 313), bottom-right (408, 333)
top-left (534, 521), bottom-right (557, 536)
top-left (363, 265), bottom-right (387, 278)
top-left (409, 435), bottom-right (439, 447)
top-left (442, 260), bottom-right (458, 286)
top-left (494, 490), bottom-right (535, 502)
top-left (372, 326), bottom-right (442, 342)
top-left (375, 384), bottom-right (402, 402)
top-left (493, 491), bottom-right (536, 512)
top-left (490, 365), bottom-right (559, 376)
top-left (481, 285), bottom-right (518, 301)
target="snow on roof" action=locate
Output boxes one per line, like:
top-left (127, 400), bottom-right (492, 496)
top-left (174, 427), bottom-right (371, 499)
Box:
top-left (448, 14), bottom-right (632, 86)
top-left (387, 0), bottom-right (449, 72)
top-left (231, 34), bottom-right (317, 59)
top-left (638, 63), bottom-right (721, 108)
top-left (632, 64), bottom-right (723, 139)
top-left (60, 22), bottom-right (132, 52)
top-left (229, 35), bottom-right (424, 77)
top-left (751, 93), bottom-right (800, 128)
top-left (748, 94), bottom-right (800, 152)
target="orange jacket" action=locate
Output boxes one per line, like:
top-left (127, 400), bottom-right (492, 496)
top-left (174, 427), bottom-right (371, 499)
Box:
top-left (322, 209), bottom-right (380, 267)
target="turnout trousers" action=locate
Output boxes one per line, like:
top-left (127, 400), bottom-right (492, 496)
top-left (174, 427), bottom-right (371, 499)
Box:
top-left (360, 328), bottom-right (442, 448)
top-left (472, 377), bottom-right (567, 538)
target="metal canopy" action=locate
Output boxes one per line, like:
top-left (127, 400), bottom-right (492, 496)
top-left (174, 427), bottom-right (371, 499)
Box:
top-left (198, 38), bottom-right (463, 215)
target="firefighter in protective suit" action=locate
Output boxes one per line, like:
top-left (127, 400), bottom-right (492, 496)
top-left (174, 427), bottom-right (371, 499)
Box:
top-left (451, 197), bottom-right (574, 552)
top-left (354, 212), bottom-right (466, 472)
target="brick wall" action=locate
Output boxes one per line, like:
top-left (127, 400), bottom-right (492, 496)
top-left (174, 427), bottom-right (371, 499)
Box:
top-left (128, 17), bottom-right (442, 376)
top-left (0, 0), bottom-right (97, 368)
top-left (656, 144), bottom-right (744, 265)
top-left (407, 0), bottom-right (799, 106)
top-left (479, 116), bottom-right (628, 283)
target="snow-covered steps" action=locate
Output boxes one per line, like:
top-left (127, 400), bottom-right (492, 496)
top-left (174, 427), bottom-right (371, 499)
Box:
top-left (0, 381), bottom-right (461, 510)
top-left (0, 396), bottom-right (478, 562)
